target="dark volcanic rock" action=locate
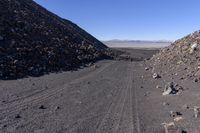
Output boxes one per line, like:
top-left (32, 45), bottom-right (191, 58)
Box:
top-left (39, 105), bottom-right (46, 109)
top-left (0, 0), bottom-right (114, 79)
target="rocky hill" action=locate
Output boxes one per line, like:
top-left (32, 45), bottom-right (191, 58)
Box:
top-left (150, 30), bottom-right (200, 81)
top-left (0, 0), bottom-right (113, 79)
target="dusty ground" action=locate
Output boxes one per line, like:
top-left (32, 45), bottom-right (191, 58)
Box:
top-left (0, 48), bottom-right (198, 133)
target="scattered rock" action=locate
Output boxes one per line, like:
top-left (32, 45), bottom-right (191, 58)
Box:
top-left (194, 78), bottom-right (198, 83)
top-left (15, 114), bottom-right (21, 119)
top-left (55, 106), bottom-right (60, 110)
top-left (152, 73), bottom-right (161, 79)
top-left (194, 106), bottom-right (200, 118)
top-left (170, 111), bottom-right (182, 118)
top-left (182, 104), bottom-right (189, 110)
top-left (162, 82), bottom-right (184, 95)
top-left (3, 125), bottom-right (7, 128)
top-left (174, 116), bottom-right (184, 122)
top-left (162, 122), bottom-right (180, 133)
top-left (145, 67), bottom-right (149, 71)
top-left (149, 30), bottom-right (200, 87)
top-left (39, 105), bottom-right (46, 109)
top-left (189, 42), bottom-right (198, 54)
top-left (162, 86), bottom-right (173, 96)
top-left (156, 85), bottom-right (161, 89)
top-left (163, 102), bottom-right (169, 106)
top-left (0, 0), bottom-right (114, 80)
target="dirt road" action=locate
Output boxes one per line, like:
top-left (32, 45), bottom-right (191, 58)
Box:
top-left (0, 49), bottom-right (170, 133)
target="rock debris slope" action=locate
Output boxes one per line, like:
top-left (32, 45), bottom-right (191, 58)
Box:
top-left (150, 30), bottom-right (200, 81)
top-left (0, 0), bottom-right (113, 79)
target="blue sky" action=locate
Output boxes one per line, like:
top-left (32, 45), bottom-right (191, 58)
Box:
top-left (34, 0), bottom-right (200, 41)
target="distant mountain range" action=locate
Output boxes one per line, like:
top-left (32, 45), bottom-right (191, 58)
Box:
top-left (102, 40), bottom-right (172, 48)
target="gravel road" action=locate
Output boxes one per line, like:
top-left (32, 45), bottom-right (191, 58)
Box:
top-left (0, 48), bottom-right (171, 133)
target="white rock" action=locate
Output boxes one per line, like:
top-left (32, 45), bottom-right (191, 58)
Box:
top-left (174, 116), bottom-right (184, 122)
top-left (191, 42), bottom-right (198, 49)
top-left (162, 122), bottom-right (179, 133)
top-left (153, 73), bottom-right (160, 79)
top-left (162, 86), bottom-right (172, 96)
top-left (190, 42), bottom-right (198, 53)
top-left (194, 106), bottom-right (200, 118)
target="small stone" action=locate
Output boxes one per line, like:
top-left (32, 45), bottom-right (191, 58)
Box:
top-left (170, 111), bottom-right (182, 117)
top-left (13, 60), bottom-right (18, 64)
top-left (15, 114), bottom-right (21, 119)
top-left (162, 122), bottom-right (179, 133)
top-left (162, 86), bottom-right (172, 96)
top-left (194, 106), bottom-right (200, 118)
top-left (145, 67), bottom-right (149, 71)
top-left (55, 106), bottom-right (60, 110)
top-left (3, 125), bottom-right (7, 128)
top-left (190, 42), bottom-right (198, 54)
top-left (163, 102), bottom-right (169, 106)
top-left (156, 85), bottom-right (161, 89)
top-left (174, 116), bottom-right (184, 122)
top-left (194, 78), bottom-right (198, 83)
top-left (153, 73), bottom-right (161, 79)
top-left (39, 105), bottom-right (46, 109)
top-left (182, 104), bottom-right (189, 110)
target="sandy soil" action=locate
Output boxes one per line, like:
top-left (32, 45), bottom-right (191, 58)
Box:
top-left (0, 48), bottom-right (197, 133)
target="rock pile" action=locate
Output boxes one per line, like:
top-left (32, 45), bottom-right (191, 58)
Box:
top-left (0, 0), bottom-right (114, 79)
top-left (150, 30), bottom-right (200, 80)
top-left (162, 82), bottom-right (184, 95)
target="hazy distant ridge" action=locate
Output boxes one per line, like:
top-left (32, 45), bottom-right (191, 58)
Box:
top-left (102, 40), bottom-right (172, 48)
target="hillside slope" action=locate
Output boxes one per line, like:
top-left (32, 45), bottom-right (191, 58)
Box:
top-left (0, 0), bottom-right (112, 79)
top-left (150, 30), bottom-right (200, 80)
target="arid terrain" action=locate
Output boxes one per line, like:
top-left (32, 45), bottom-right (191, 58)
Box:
top-left (0, 47), bottom-right (198, 133)
top-left (0, 48), bottom-right (162, 133)
top-left (1, 0), bottom-right (200, 133)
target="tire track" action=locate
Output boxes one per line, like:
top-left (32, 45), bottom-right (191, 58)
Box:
top-left (95, 84), bottom-right (128, 133)
top-left (63, 62), bottom-right (127, 132)
top-left (132, 66), bottom-right (141, 133)
top-left (65, 83), bottom-right (121, 133)
top-left (15, 79), bottom-right (120, 133)
top-left (1, 61), bottom-right (122, 133)
top-left (95, 62), bottom-right (132, 133)
top-left (0, 61), bottom-right (116, 117)
top-left (117, 63), bottom-right (134, 133)
top-left (64, 62), bottom-right (129, 133)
